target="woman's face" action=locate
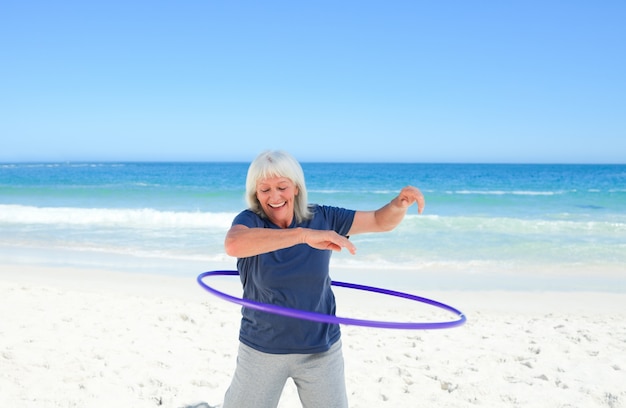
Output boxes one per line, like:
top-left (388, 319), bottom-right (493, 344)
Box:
top-left (256, 176), bottom-right (299, 228)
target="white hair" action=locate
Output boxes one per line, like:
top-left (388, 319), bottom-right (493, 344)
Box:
top-left (245, 150), bottom-right (313, 223)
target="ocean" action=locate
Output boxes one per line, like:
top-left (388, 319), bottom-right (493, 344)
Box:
top-left (1, 162), bottom-right (625, 292)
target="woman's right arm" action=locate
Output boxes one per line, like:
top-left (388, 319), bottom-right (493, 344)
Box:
top-left (224, 225), bottom-right (357, 258)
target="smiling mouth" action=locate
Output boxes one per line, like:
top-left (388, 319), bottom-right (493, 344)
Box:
top-left (268, 202), bottom-right (286, 209)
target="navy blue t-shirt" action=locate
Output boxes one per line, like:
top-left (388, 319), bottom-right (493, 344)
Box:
top-left (232, 204), bottom-right (355, 354)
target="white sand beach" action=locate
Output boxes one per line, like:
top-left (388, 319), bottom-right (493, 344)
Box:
top-left (1, 264), bottom-right (625, 408)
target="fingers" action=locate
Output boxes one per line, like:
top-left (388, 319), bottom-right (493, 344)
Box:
top-left (341, 237), bottom-right (357, 255)
top-left (305, 229), bottom-right (356, 254)
top-left (329, 233), bottom-right (356, 254)
top-left (415, 188), bottom-right (425, 214)
top-left (399, 186), bottom-right (425, 214)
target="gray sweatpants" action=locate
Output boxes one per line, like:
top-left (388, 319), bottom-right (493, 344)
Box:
top-left (222, 340), bottom-right (348, 408)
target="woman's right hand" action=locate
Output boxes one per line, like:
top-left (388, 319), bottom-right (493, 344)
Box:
top-left (301, 228), bottom-right (357, 255)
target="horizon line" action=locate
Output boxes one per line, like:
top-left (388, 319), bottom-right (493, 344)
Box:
top-left (2, 159), bottom-right (625, 166)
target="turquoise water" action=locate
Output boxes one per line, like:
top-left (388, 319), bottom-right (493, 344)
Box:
top-left (1, 162), bottom-right (625, 291)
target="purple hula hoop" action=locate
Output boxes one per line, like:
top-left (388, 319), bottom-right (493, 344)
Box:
top-left (197, 270), bottom-right (466, 330)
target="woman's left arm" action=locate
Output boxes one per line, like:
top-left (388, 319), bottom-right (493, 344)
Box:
top-left (348, 185), bottom-right (425, 235)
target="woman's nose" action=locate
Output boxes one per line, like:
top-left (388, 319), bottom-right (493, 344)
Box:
top-left (269, 189), bottom-right (281, 200)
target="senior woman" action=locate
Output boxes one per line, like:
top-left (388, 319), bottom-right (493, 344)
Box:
top-left (222, 150), bottom-right (424, 408)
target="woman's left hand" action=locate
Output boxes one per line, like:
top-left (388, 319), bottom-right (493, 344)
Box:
top-left (395, 186), bottom-right (425, 214)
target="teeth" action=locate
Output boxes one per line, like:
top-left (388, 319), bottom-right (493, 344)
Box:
top-left (269, 202), bottom-right (286, 208)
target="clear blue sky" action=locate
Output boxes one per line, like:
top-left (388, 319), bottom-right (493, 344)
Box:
top-left (2, 1), bottom-right (625, 163)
